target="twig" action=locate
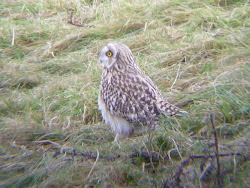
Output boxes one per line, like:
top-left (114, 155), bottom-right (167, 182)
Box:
top-left (86, 149), bottom-right (99, 179)
top-left (170, 63), bottom-right (181, 90)
top-left (67, 9), bottom-right (95, 28)
top-left (42, 89), bottom-right (47, 126)
top-left (11, 28), bottom-right (15, 46)
top-left (165, 152), bottom-right (242, 187)
top-left (167, 149), bottom-right (174, 164)
top-left (210, 113), bottom-right (222, 186)
top-left (177, 152), bottom-right (241, 160)
top-left (82, 105), bottom-right (87, 123)
top-left (48, 116), bottom-right (58, 129)
top-left (147, 121), bottom-right (157, 188)
top-left (233, 152), bottom-right (237, 178)
top-left (148, 127), bottom-right (154, 170)
top-left (170, 137), bottom-right (183, 161)
top-left (34, 140), bottom-right (61, 148)
top-left (33, 138), bottom-right (242, 163)
top-left (232, 33), bottom-right (249, 48)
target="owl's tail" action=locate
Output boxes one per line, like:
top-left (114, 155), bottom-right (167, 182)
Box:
top-left (158, 100), bottom-right (188, 117)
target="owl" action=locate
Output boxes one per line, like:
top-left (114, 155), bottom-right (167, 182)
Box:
top-left (98, 42), bottom-right (187, 142)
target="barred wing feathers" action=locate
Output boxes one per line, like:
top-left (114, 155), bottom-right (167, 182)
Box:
top-left (101, 70), bottom-right (187, 125)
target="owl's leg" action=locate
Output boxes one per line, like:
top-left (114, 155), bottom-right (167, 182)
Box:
top-left (110, 134), bottom-right (123, 149)
top-left (115, 132), bottom-right (132, 141)
top-left (133, 122), bottom-right (146, 135)
top-left (113, 132), bottom-right (133, 149)
top-left (109, 116), bottom-right (134, 149)
top-left (113, 134), bottom-right (121, 149)
top-left (111, 117), bottom-right (134, 140)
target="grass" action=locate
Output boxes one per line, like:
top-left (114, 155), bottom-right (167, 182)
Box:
top-left (0, 0), bottom-right (249, 187)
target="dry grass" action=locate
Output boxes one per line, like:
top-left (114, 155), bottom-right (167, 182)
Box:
top-left (0, 0), bottom-right (249, 187)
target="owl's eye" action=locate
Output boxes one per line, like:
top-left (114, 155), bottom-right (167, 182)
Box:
top-left (106, 51), bottom-right (113, 57)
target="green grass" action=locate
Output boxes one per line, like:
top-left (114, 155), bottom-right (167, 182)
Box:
top-left (0, 0), bottom-right (249, 187)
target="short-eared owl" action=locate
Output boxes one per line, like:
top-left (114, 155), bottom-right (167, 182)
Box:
top-left (98, 42), bottom-right (187, 141)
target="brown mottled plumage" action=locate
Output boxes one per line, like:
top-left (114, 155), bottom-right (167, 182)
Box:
top-left (98, 42), bottom-right (187, 141)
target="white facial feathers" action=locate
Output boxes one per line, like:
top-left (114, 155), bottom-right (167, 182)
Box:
top-left (99, 43), bottom-right (119, 69)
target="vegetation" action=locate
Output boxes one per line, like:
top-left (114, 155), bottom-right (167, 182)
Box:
top-left (0, 0), bottom-right (249, 187)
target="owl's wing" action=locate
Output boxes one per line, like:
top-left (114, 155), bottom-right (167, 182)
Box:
top-left (101, 72), bottom-right (166, 123)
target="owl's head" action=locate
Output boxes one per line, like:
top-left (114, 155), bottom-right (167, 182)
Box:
top-left (99, 42), bottom-right (134, 69)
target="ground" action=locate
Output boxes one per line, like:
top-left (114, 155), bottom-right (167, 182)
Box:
top-left (0, 0), bottom-right (249, 187)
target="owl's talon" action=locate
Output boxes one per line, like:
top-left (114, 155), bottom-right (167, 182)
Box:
top-left (111, 136), bottom-right (121, 149)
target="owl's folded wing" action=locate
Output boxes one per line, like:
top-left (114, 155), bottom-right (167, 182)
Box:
top-left (101, 73), bottom-right (161, 123)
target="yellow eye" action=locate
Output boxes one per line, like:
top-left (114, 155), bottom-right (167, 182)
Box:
top-left (106, 51), bottom-right (113, 57)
